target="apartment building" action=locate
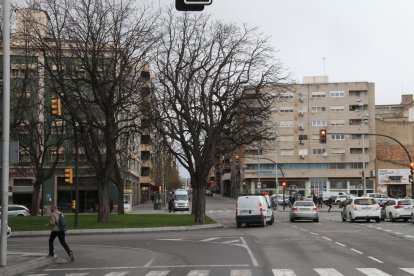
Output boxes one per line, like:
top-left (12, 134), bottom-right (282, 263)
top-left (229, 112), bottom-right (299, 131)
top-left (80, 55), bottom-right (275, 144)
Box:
top-left (375, 94), bottom-right (414, 198)
top-left (228, 76), bottom-right (376, 197)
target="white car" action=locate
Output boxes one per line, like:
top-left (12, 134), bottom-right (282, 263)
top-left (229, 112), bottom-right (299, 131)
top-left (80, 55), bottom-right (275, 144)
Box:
top-left (0, 204), bottom-right (30, 216)
top-left (335, 195), bottom-right (348, 204)
top-left (236, 195), bottom-right (274, 227)
top-left (342, 197), bottom-right (381, 223)
top-left (383, 199), bottom-right (413, 222)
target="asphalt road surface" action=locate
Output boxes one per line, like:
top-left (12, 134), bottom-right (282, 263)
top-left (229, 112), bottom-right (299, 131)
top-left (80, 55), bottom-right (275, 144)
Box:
top-left (11, 196), bottom-right (414, 276)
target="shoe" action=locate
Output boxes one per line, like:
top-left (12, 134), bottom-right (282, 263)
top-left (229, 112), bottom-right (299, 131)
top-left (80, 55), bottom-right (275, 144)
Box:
top-left (70, 252), bottom-right (74, 262)
top-left (46, 254), bottom-right (56, 258)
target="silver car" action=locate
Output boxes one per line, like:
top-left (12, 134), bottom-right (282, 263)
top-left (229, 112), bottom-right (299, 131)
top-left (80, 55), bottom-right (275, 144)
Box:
top-left (0, 204), bottom-right (31, 216)
top-left (289, 201), bottom-right (319, 222)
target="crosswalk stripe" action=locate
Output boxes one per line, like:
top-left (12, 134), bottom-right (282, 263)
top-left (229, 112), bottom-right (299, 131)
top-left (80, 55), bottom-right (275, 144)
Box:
top-left (187, 270), bottom-right (209, 276)
top-left (104, 272), bottom-right (130, 276)
top-left (145, 271), bottom-right (170, 276)
top-left (65, 274), bottom-right (89, 276)
top-left (27, 274), bottom-right (48, 276)
top-left (201, 237), bottom-right (220, 242)
top-left (272, 269), bottom-right (296, 276)
top-left (230, 269), bottom-right (252, 276)
top-left (400, 268), bottom-right (414, 275)
top-left (356, 268), bottom-right (391, 276)
top-left (314, 268), bottom-right (344, 276)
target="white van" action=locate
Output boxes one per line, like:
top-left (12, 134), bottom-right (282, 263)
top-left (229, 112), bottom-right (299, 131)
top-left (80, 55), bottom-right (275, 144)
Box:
top-left (236, 195), bottom-right (274, 227)
top-left (174, 189), bottom-right (190, 211)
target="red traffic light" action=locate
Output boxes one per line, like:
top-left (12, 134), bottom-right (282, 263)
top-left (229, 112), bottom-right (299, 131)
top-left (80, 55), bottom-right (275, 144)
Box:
top-left (282, 181), bottom-right (286, 187)
top-left (319, 129), bottom-right (327, 143)
top-left (410, 162), bottom-right (414, 170)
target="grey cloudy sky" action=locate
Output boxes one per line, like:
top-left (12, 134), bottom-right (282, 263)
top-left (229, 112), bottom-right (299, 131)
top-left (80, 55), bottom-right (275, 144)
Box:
top-left (153, 0), bottom-right (414, 105)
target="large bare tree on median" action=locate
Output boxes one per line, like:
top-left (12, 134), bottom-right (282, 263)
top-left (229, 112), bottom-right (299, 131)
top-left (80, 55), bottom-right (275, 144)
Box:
top-left (153, 10), bottom-right (290, 223)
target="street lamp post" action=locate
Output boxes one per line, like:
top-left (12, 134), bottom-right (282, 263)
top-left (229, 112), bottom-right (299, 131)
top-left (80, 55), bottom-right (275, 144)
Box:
top-left (361, 115), bottom-right (368, 196)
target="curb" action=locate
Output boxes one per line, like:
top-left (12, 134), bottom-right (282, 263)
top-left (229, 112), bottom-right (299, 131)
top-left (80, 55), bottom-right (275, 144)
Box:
top-left (11, 223), bottom-right (224, 237)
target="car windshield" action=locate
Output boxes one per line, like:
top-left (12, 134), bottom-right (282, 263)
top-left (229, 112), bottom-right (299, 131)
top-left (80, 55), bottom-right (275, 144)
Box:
top-left (295, 202), bottom-right (314, 206)
top-left (175, 194), bottom-right (188, 201)
top-left (354, 198), bottom-right (376, 205)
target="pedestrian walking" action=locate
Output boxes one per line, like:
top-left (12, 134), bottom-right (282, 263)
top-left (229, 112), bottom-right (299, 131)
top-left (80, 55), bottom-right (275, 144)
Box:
top-left (318, 195), bottom-right (323, 208)
top-left (327, 196), bottom-right (333, 212)
top-left (168, 198), bottom-right (175, 213)
top-left (46, 206), bottom-right (74, 261)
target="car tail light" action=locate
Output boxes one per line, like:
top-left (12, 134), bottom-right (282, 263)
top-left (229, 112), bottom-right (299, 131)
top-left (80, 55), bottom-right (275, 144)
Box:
top-left (312, 207), bottom-right (318, 211)
top-left (394, 205), bottom-right (403, 209)
top-left (259, 203), bottom-right (263, 215)
top-left (291, 207), bottom-right (298, 212)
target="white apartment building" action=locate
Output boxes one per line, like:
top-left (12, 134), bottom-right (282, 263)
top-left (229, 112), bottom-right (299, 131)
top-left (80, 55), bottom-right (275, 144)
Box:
top-left (236, 76), bottom-right (376, 197)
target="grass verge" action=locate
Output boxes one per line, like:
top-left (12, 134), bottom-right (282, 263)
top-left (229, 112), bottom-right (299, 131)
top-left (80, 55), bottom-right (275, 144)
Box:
top-left (8, 214), bottom-right (216, 232)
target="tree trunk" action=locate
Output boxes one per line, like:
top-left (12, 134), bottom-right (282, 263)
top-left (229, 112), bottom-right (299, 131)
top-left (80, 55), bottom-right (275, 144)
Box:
top-left (194, 185), bottom-right (206, 223)
top-left (117, 187), bottom-right (124, 214)
top-left (31, 181), bottom-right (42, 216)
top-left (97, 176), bottom-right (109, 223)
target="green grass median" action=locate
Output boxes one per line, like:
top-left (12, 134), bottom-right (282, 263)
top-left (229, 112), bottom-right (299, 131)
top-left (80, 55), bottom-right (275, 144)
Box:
top-left (8, 214), bottom-right (216, 232)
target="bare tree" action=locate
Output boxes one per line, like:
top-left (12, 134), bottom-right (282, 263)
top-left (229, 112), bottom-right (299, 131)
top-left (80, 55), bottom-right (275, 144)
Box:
top-left (153, 10), bottom-right (290, 223)
top-left (25, 0), bottom-right (159, 222)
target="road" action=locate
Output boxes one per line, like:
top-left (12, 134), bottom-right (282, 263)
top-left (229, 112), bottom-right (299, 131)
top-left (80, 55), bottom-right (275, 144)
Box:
top-left (11, 195), bottom-right (414, 276)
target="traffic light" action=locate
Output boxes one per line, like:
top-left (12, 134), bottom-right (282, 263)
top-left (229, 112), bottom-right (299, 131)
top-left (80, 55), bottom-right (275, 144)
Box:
top-left (319, 129), bottom-right (327, 143)
top-left (71, 200), bottom-right (76, 209)
top-left (175, 0), bottom-right (205, 11)
top-left (409, 162), bottom-right (414, 183)
top-left (282, 181), bottom-right (287, 188)
top-left (51, 98), bottom-right (61, 116)
top-left (64, 167), bottom-right (73, 184)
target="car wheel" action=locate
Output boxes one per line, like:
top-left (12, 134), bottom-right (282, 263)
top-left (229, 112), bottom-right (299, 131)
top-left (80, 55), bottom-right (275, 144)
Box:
top-left (237, 222), bottom-right (241, 228)
top-left (262, 217), bottom-right (266, 227)
top-left (341, 215), bottom-right (346, 222)
top-left (381, 216), bottom-right (385, 221)
top-left (375, 218), bottom-right (380, 223)
top-left (389, 212), bottom-right (395, 222)
top-left (313, 218), bottom-right (319, 223)
top-left (412, 214), bottom-right (414, 224)
top-left (269, 215), bottom-right (274, 225)
top-left (290, 217), bottom-right (295, 222)
top-left (403, 218), bottom-right (408, 222)
top-left (17, 214), bottom-right (24, 217)
top-left (366, 218), bottom-right (370, 223)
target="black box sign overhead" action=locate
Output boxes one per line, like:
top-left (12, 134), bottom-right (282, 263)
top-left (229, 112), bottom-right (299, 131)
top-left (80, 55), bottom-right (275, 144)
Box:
top-left (184, 0), bottom-right (212, 4)
top-left (175, 0), bottom-right (213, 11)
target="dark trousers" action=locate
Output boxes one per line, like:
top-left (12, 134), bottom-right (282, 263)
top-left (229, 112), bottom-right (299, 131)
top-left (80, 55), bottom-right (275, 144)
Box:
top-left (328, 204), bottom-right (332, 212)
top-left (49, 231), bottom-right (71, 256)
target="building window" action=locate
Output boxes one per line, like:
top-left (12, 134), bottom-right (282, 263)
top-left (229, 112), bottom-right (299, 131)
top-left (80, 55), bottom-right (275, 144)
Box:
top-left (330, 91), bottom-right (345, 97)
top-left (349, 90), bottom-right (367, 97)
top-left (280, 121), bottom-right (294, 127)
top-left (280, 91), bottom-right (294, 98)
top-left (312, 120), bottom-right (327, 126)
top-left (311, 106), bottom-right (326, 112)
top-left (330, 106), bottom-right (344, 112)
top-left (310, 178), bottom-right (327, 193)
top-left (311, 92), bottom-right (326, 98)
top-left (329, 163), bottom-right (347, 169)
top-left (312, 148), bottom-right (327, 155)
top-left (331, 120), bottom-right (345, 126)
top-left (299, 134), bottom-right (308, 140)
top-left (330, 179), bottom-right (347, 189)
top-left (331, 134), bottom-right (345, 140)
top-left (279, 107), bottom-right (294, 113)
top-left (50, 147), bottom-right (65, 162)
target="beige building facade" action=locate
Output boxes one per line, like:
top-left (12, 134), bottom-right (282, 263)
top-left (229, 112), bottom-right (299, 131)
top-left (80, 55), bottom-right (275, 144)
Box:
top-left (233, 77), bottom-right (376, 197)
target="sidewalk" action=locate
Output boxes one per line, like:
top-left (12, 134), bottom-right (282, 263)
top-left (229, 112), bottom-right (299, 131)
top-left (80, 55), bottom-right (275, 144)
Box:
top-left (0, 201), bottom-right (223, 276)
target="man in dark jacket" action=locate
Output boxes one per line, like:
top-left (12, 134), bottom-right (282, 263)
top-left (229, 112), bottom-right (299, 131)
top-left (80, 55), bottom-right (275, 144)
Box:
top-left (327, 196), bottom-right (333, 212)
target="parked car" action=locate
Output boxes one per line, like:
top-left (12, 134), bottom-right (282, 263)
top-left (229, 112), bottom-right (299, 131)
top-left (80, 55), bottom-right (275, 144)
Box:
top-left (277, 194), bottom-right (290, 205)
top-left (335, 195), bottom-right (348, 204)
top-left (289, 201), bottom-right (319, 222)
top-left (0, 221), bottom-right (11, 238)
top-left (236, 195), bottom-right (274, 227)
top-left (341, 197), bottom-right (381, 223)
top-left (338, 195), bottom-right (355, 208)
top-left (381, 198), bottom-right (413, 222)
top-left (0, 204), bottom-right (30, 216)
top-left (367, 193), bottom-right (389, 204)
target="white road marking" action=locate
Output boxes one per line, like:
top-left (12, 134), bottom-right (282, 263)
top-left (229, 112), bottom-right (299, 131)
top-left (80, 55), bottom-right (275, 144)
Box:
top-left (201, 237), bottom-right (220, 242)
top-left (310, 232), bottom-right (319, 236)
top-left (27, 274), bottom-right (48, 276)
top-left (368, 256), bottom-right (384, 263)
top-left (105, 272), bottom-right (130, 276)
top-left (321, 236), bottom-right (332, 241)
top-left (300, 228), bottom-right (308, 232)
top-left (395, 232), bottom-right (402, 235)
top-left (335, 242), bottom-right (346, 247)
top-left (230, 269), bottom-right (252, 276)
top-left (272, 269), bottom-right (296, 276)
top-left (157, 239), bottom-right (183, 241)
top-left (187, 270), bottom-right (209, 276)
top-left (314, 268), bottom-right (344, 276)
top-left (350, 248), bottom-right (364, 254)
top-left (384, 229), bottom-right (392, 232)
top-left (376, 228), bottom-right (382, 230)
top-left (400, 268), bottom-right (414, 274)
top-left (64, 274), bottom-right (89, 276)
top-left (356, 268), bottom-right (391, 276)
top-left (145, 271), bottom-right (169, 276)
top-left (239, 237), bottom-right (259, 267)
top-left (222, 240), bottom-right (240, 244)
top-left (405, 235), bottom-right (414, 238)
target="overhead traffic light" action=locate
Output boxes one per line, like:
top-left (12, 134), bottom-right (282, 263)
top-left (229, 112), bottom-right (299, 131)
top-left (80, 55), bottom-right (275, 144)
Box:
top-left (51, 98), bottom-right (61, 116)
top-left (319, 129), bottom-right (327, 143)
top-left (64, 167), bottom-right (73, 184)
top-left (282, 181), bottom-right (287, 188)
top-left (409, 162), bottom-right (414, 183)
top-left (176, 0), bottom-right (212, 11)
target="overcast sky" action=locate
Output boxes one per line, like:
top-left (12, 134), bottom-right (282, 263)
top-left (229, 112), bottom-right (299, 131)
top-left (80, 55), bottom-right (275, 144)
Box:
top-left (152, 0), bottom-right (414, 106)
top-left (151, 0), bottom-right (414, 178)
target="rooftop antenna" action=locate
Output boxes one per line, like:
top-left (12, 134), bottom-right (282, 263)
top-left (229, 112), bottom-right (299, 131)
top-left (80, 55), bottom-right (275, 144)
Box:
top-left (322, 57), bottom-right (326, 77)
